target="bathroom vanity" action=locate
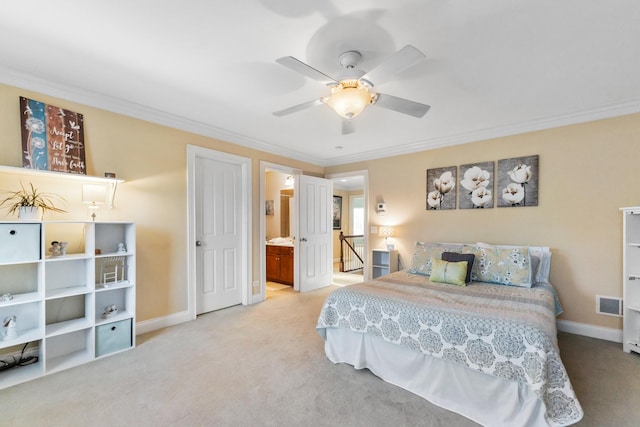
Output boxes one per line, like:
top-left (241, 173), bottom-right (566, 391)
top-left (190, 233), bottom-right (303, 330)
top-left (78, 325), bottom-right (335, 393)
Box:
top-left (266, 243), bottom-right (294, 286)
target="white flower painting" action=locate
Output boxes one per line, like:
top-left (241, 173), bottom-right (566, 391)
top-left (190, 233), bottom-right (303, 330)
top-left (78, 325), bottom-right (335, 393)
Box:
top-left (426, 167), bottom-right (457, 210)
top-left (497, 155), bottom-right (539, 207)
top-left (458, 161), bottom-right (494, 209)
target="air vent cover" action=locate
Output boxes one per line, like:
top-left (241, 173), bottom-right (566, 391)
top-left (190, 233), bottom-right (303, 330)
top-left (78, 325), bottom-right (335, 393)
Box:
top-left (596, 295), bottom-right (623, 317)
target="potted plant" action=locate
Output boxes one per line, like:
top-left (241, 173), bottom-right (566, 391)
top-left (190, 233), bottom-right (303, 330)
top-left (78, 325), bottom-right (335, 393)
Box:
top-left (0, 182), bottom-right (66, 220)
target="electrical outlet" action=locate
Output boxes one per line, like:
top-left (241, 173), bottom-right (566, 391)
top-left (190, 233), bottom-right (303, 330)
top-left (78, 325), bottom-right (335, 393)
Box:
top-left (252, 281), bottom-right (260, 292)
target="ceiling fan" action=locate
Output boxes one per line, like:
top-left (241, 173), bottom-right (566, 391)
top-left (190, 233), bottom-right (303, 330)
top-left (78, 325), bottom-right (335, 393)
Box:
top-left (273, 45), bottom-right (431, 134)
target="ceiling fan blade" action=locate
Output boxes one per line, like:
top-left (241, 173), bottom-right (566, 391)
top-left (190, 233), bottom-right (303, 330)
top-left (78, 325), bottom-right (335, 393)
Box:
top-left (342, 118), bottom-right (355, 135)
top-left (273, 98), bottom-right (324, 117)
top-left (276, 56), bottom-right (338, 85)
top-left (360, 45), bottom-right (426, 86)
top-left (374, 93), bottom-right (431, 118)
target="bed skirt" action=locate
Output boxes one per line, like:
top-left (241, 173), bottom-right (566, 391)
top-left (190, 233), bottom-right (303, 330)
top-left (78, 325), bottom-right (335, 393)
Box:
top-left (325, 328), bottom-right (552, 427)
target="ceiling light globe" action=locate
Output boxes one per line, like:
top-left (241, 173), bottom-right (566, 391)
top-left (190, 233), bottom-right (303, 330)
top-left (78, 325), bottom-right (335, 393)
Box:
top-left (326, 85), bottom-right (372, 119)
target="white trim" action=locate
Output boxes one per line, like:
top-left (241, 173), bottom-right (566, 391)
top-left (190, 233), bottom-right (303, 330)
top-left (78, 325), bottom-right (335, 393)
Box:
top-left (4, 66), bottom-right (639, 168)
top-left (557, 319), bottom-right (623, 343)
top-left (326, 170), bottom-right (370, 282)
top-left (259, 162), bottom-right (302, 300)
top-left (135, 310), bottom-right (192, 335)
top-left (187, 145), bottom-right (252, 319)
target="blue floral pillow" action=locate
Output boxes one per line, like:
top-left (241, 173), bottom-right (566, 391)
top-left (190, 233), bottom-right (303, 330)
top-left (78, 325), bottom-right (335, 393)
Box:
top-left (462, 244), bottom-right (533, 287)
top-left (408, 242), bottom-right (462, 276)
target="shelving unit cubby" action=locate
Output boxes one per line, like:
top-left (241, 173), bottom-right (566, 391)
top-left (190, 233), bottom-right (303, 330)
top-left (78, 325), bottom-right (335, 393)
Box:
top-left (0, 221), bottom-right (135, 389)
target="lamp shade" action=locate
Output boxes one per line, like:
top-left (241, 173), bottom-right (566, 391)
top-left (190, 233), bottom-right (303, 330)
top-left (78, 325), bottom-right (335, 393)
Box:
top-left (82, 184), bottom-right (107, 204)
top-left (379, 226), bottom-right (394, 239)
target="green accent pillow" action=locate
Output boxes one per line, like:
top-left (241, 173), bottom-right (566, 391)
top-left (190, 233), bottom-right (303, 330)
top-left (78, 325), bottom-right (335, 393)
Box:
top-left (429, 258), bottom-right (468, 286)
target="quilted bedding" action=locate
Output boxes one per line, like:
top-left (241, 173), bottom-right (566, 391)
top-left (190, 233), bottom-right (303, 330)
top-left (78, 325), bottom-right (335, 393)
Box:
top-left (316, 271), bottom-right (583, 426)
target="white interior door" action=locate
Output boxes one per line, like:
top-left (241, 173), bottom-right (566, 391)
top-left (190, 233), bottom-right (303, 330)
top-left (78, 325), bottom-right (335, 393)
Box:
top-left (195, 156), bottom-right (244, 313)
top-left (298, 175), bottom-right (332, 292)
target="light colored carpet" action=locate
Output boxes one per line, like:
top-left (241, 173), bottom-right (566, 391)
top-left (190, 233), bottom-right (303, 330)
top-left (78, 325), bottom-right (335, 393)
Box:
top-left (1, 285), bottom-right (639, 426)
top-left (332, 271), bottom-right (364, 286)
top-left (266, 282), bottom-right (291, 291)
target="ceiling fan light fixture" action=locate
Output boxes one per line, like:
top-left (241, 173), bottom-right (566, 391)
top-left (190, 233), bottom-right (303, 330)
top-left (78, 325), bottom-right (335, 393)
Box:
top-left (324, 80), bottom-right (373, 119)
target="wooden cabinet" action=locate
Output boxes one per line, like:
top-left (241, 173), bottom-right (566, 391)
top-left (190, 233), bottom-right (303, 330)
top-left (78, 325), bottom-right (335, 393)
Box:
top-left (0, 221), bottom-right (135, 389)
top-left (266, 245), bottom-right (294, 286)
top-left (621, 207), bottom-right (640, 354)
top-left (372, 249), bottom-right (398, 279)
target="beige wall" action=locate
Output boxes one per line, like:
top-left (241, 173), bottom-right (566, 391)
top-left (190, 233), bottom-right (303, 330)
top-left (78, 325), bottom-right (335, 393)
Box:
top-left (3, 81), bottom-right (639, 332)
top-left (326, 113), bottom-right (640, 329)
top-left (0, 83), bottom-right (322, 322)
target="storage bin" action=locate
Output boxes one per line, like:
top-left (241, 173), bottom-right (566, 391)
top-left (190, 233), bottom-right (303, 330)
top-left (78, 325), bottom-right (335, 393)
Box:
top-left (0, 223), bottom-right (41, 263)
top-left (95, 318), bottom-right (132, 357)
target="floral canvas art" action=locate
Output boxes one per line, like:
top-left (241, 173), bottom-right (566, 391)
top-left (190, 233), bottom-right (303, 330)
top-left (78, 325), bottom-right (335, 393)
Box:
top-left (458, 161), bottom-right (494, 209)
top-left (426, 166), bottom-right (456, 210)
top-left (497, 155), bottom-right (539, 207)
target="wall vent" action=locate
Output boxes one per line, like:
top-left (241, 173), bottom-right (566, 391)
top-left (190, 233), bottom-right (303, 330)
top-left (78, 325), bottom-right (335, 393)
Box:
top-left (596, 295), bottom-right (623, 317)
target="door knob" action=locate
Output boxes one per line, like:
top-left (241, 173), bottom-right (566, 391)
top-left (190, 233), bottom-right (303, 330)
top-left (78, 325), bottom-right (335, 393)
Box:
top-left (196, 240), bottom-right (202, 247)
top-left (300, 237), bottom-right (308, 242)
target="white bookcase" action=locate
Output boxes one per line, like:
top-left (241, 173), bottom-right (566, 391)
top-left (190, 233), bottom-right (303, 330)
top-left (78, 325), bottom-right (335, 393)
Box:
top-left (621, 207), bottom-right (640, 354)
top-left (372, 249), bottom-right (398, 279)
top-left (0, 221), bottom-right (135, 389)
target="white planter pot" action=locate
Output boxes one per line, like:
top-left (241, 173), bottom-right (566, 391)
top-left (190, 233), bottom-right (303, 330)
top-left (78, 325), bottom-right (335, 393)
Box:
top-left (18, 206), bottom-right (42, 221)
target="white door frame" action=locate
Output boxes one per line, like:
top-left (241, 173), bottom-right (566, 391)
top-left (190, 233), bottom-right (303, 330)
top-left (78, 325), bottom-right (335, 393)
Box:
top-left (326, 170), bottom-right (370, 281)
top-left (187, 145), bottom-right (252, 319)
top-left (259, 161), bottom-right (302, 301)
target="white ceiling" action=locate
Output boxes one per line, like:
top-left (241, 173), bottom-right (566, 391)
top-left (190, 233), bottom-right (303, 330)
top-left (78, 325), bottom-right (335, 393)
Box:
top-left (1, 1), bottom-right (639, 167)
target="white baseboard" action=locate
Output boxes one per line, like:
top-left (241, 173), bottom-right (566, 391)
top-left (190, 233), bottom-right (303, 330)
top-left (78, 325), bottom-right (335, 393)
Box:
top-left (135, 310), bottom-right (192, 335)
top-left (134, 310), bottom-right (623, 344)
top-left (557, 319), bottom-right (623, 343)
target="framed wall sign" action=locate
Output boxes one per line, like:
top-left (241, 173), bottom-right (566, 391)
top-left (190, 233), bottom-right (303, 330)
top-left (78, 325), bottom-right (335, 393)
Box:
top-left (20, 96), bottom-right (87, 175)
top-left (333, 195), bottom-right (342, 229)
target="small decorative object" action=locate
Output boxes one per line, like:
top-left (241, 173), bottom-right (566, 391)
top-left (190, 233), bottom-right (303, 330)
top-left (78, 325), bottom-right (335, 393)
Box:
top-left (117, 243), bottom-right (126, 253)
top-left (49, 241), bottom-right (63, 257)
top-left (102, 304), bottom-right (118, 319)
top-left (104, 172), bottom-right (116, 178)
top-left (59, 241), bottom-right (68, 256)
top-left (1, 293), bottom-right (13, 303)
top-left (95, 249), bottom-right (102, 255)
top-left (333, 195), bottom-right (342, 229)
top-left (2, 315), bottom-right (17, 341)
top-left (100, 256), bottom-right (127, 286)
top-left (0, 182), bottom-right (66, 220)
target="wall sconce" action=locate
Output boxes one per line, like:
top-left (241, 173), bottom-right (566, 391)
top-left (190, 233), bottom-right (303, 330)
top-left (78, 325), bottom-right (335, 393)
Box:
top-left (379, 226), bottom-right (394, 250)
top-left (284, 175), bottom-right (294, 188)
top-left (82, 184), bottom-right (107, 221)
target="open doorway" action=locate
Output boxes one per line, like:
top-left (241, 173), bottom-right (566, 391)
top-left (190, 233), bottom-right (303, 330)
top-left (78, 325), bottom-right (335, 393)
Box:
top-left (328, 171), bottom-right (368, 286)
top-left (265, 170), bottom-right (296, 299)
top-left (260, 162), bottom-right (301, 301)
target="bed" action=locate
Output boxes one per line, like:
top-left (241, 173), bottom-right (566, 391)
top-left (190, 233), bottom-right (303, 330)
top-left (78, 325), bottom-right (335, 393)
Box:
top-left (316, 242), bottom-right (583, 427)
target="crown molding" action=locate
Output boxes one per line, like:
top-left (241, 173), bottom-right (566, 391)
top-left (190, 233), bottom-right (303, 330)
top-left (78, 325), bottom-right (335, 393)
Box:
top-left (3, 66), bottom-right (639, 169)
top-left (324, 99), bottom-right (640, 166)
top-left (0, 66), bottom-right (321, 166)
